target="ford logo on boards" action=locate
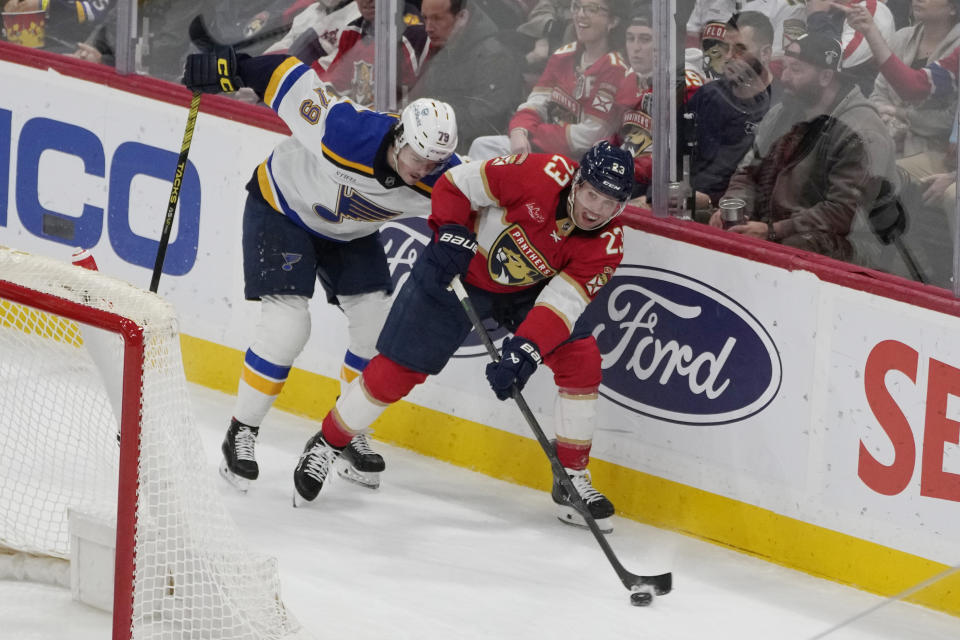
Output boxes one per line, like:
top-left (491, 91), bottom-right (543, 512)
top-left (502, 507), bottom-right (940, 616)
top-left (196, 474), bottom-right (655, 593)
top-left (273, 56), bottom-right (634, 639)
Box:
top-left (581, 266), bottom-right (781, 425)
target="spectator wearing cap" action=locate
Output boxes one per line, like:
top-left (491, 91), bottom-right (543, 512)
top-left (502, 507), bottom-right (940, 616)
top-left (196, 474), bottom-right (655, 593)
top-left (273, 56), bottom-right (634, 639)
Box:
top-left (711, 31), bottom-right (903, 272)
top-left (805, 0), bottom-right (896, 95)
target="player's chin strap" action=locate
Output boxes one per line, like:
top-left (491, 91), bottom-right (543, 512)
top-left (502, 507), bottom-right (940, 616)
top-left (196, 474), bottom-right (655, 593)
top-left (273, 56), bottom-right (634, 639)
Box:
top-left (447, 275), bottom-right (672, 601)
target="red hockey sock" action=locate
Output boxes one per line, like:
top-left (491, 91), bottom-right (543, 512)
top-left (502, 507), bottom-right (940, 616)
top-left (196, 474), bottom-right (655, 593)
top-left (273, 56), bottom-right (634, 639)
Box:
top-left (320, 410), bottom-right (354, 449)
top-left (556, 440), bottom-right (591, 470)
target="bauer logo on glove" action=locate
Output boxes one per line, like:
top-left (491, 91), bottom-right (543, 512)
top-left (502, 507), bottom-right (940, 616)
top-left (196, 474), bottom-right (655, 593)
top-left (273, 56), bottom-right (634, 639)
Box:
top-left (486, 336), bottom-right (541, 400)
top-left (438, 230), bottom-right (478, 253)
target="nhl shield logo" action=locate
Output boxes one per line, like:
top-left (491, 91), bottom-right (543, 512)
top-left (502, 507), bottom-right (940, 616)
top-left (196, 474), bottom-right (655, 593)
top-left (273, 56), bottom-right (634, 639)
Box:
top-left (488, 226), bottom-right (555, 286)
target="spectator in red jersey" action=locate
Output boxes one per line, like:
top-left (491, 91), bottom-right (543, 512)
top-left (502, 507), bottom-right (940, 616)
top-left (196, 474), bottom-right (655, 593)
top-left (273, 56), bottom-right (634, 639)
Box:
top-left (467, 0), bottom-right (633, 161)
top-left (309, 0), bottom-right (428, 107)
top-left (290, 141), bottom-right (635, 535)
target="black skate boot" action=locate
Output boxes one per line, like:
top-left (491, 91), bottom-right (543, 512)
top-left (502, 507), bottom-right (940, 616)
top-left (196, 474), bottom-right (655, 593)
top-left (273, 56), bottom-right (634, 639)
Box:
top-left (219, 419), bottom-right (259, 493)
top-left (551, 467), bottom-right (615, 533)
top-left (336, 433), bottom-right (385, 489)
top-left (292, 431), bottom-right (342, 507)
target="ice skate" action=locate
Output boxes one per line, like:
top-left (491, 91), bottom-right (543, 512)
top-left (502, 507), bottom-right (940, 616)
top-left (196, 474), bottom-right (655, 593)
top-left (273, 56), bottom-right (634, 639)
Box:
top-left (293, 432), bottom-right (341, 507)
top-left (551, 467), bottom-right (614, 533)
top-left (219, 419), bottom-right (259, 493)
top-left (336, 433), bottom-right (385, 489)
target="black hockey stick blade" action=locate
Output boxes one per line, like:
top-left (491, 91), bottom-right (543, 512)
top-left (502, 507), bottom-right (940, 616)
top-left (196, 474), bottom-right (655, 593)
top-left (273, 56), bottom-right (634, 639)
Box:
top-left (449, 276), bottom-right (673, 597)
top-left (189, 14), bottom-right (292, 52)
top-left (188, 14), bottom-right (217, 50)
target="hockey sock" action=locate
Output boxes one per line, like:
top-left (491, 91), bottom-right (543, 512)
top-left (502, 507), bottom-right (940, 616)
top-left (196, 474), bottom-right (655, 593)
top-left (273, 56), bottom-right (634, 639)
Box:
top-left (339, 291), bottom-right (390, 384)
top-left (340, 349), bottom-right (370, 385)
top-left (556, 438), bottom-right (592, 470)
top-left (320, 410), bottom-right (355, 449)
top-left (233, 295), bottom-right (310, 426)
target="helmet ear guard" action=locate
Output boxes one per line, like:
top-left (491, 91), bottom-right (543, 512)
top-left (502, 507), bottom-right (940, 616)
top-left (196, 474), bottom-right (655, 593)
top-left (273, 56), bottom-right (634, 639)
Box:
top-left (395, 98), bottom-right (459, 162)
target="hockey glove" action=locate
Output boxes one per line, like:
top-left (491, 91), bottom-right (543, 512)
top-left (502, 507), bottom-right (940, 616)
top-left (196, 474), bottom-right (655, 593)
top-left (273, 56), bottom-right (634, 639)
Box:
top-left (414, 224), bottom-right (478, 291)
top-left (486, 337), bottom-right (542, 400)
top-left (183, 45), bottom-right (243, 94)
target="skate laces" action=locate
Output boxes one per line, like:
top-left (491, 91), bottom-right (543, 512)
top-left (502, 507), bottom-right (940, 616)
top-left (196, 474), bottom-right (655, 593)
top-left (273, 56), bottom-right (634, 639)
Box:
top-left (567, 469), bottom-right (605, 504)
top-left (302, 440), bottom-right (338, 482)
top-left (234, 426), bottom-right (257, 462)
top-left (351, 433), bottom-right (376, 456)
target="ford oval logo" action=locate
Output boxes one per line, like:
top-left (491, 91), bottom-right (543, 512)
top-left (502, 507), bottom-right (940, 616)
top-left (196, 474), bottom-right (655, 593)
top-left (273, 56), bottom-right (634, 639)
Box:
top-left (581, 266), bottom-right (781, 425)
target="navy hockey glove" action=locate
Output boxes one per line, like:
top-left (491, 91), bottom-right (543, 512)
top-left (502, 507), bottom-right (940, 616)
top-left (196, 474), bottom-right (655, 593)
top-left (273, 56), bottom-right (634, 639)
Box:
top-left (183, 45), bottom-right (243, 94)
top-left (486, 337), bottom-right (542, 400)
top-left (414, 224), bottom-right (478, 290)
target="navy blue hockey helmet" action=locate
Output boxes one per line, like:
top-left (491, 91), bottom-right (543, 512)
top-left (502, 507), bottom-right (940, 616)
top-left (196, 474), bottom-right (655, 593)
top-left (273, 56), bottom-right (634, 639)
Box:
top-left (578, 141), bottom-right (634, 203)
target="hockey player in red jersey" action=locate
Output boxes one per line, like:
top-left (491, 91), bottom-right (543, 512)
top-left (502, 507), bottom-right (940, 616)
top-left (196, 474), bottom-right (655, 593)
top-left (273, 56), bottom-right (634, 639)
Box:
top-left (292, 141), bottom-right (634, 533)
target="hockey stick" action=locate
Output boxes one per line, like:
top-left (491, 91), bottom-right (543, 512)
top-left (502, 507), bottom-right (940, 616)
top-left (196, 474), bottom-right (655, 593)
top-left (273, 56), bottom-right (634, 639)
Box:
top-left (149, 90), bottom-right (201, 293)
top-left (449, 276), bottom-right (672, 602)
top-left (189, 14), bottom-right (293, 52)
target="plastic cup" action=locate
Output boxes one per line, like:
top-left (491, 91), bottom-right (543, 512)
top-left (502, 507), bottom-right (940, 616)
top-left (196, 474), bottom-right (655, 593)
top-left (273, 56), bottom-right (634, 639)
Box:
top-left (719, 197), bottom-right (746, 229)
top-left (2, 9), bottom-right (46, 48)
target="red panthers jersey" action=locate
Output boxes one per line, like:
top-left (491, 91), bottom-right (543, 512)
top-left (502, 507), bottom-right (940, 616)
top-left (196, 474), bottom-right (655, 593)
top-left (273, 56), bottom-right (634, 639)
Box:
top-left (509, 44), bottom-right (636, 158)
top-left (430, 153), bottom-right (625, 353)
top-left (313, 17), bottom-right (427, 107)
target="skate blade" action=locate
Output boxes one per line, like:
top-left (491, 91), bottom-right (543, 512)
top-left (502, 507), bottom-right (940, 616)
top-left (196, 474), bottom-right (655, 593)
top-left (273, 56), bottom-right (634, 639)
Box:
top-left (292, 490), bottom-right (311, 508)
top-left (555, 504), bottom-right (613, 534)
top-left (336, 459), bottom-right (381, 489)
top-left (219, 459), bottom-right (250, 494)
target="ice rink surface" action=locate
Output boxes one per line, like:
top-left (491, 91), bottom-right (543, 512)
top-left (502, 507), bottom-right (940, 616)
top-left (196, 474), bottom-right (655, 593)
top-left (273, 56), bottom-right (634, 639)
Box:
top-left (3, 383), bottom-right (959, 640)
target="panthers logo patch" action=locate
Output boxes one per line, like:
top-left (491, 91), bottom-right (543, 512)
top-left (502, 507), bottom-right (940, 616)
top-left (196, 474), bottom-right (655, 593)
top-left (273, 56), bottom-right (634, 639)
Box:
top-left (488, 225), bottom-right (555, 286)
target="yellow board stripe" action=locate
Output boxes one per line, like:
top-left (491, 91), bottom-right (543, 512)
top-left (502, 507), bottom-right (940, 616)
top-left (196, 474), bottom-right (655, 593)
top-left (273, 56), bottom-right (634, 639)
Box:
top-left (179, 333), bottom-right (960, 617)
top-left (264, 57), bottom-right (302, 108)
top-left (241, 365), bottom-right (285, 396)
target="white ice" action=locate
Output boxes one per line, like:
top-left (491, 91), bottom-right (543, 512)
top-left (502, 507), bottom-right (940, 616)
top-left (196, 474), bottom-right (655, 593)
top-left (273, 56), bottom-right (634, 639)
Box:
top-left (2, 383), bottom-right (959, 640)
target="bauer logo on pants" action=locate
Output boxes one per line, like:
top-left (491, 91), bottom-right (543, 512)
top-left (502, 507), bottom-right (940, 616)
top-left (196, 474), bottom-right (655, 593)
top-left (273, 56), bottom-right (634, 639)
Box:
top-left (577, 266), bottom-right (782, 425)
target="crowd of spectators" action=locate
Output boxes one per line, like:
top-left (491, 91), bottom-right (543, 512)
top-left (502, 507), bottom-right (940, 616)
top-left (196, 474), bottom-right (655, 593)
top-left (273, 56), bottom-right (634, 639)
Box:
top-left (3, 0), bottom-right (958, 286)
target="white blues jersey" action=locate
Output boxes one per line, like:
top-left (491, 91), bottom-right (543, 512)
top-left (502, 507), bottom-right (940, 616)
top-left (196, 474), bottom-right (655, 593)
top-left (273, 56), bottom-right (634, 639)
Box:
top-left (251, 57), bottom-right (462, 242)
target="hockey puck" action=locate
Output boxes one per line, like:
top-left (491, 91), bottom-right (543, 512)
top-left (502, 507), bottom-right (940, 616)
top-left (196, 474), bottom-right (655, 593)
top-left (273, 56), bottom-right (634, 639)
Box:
top-left (629, 591), bottom-right (653, 607)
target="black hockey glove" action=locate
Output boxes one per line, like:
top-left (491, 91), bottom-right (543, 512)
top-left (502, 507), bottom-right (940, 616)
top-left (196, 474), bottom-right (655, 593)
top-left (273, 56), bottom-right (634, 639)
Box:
top-left (486, 337), bottom-right (542, 400)
top-left (183, 45), bottom-right (243, 94)
top-left (414, 224), bottom-right (478, 291)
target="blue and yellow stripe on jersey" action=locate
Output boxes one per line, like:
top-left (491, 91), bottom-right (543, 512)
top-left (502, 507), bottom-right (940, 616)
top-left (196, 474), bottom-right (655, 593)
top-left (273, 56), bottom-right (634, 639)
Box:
top-left (264, 57), bottom-right (309, 111)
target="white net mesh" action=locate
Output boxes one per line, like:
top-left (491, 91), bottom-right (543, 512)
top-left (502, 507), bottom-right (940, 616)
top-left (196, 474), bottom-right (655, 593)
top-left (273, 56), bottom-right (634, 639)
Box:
top-left (0, 247), bottom-right (304, 640)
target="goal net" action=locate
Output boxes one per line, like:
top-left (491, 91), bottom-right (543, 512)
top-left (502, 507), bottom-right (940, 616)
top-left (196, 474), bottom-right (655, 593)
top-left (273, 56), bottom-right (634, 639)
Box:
top-left (0, 246), bottom-right (304, 640)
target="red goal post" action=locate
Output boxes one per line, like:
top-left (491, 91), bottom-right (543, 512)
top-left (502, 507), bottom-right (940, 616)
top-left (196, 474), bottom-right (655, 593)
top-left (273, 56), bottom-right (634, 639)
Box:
top-left (0, 246), bottom-right (305, 640)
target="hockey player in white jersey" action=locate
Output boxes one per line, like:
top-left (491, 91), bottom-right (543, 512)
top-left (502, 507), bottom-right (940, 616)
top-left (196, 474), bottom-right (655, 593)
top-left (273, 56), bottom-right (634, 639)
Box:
top-left (183, 45), bottom-right (462, 492)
